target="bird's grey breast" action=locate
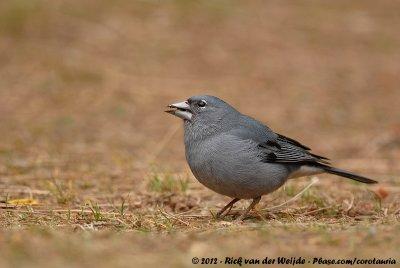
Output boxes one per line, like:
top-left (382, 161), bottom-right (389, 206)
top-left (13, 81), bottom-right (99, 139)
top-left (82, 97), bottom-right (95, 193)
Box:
top-left (184, 132), bottom-right (291, 198)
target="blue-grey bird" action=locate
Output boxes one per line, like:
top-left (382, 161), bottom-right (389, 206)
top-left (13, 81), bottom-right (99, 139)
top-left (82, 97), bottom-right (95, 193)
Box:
top-left (166, 95), bottom-right (377, 220)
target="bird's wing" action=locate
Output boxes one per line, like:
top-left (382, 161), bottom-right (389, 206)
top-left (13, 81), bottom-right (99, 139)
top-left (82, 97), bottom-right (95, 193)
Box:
top-left (257, 133), bottom-right (330, 165)
top-left (275, 133), bottom-right (310, 150)
top-left (228, 114), bottom-right (330, 166)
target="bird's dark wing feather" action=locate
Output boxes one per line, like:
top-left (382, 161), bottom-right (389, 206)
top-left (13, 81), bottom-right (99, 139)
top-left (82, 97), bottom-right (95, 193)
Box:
top-left (276, 133), bottom-right (329, 160)
top-left (258, 133), bottom-right (330, 165)
top-left (227, 115), bottom-right (330, 165)
top-left (276, 133), bottom-right (310, 150)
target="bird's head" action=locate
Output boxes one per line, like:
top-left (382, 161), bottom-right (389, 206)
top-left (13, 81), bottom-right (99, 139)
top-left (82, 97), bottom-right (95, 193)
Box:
top-left (166, 95), bottom-right (237, 123)
top-left (166, 95), bottom-right (240, 139)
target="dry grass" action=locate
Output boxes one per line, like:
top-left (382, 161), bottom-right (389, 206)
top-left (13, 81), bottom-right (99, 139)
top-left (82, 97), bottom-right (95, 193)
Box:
top-left (0, 0), bottom-right (399, 267)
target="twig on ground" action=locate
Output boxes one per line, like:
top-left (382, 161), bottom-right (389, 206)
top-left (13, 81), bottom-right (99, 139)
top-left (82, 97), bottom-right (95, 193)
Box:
top-left (295, 206), bottom-right (333, 216)
top-left (159, 209), bottom-right (190, 226)
top-left (344, 195), bottom-right (355, 213)
top-left (262, 177), bottom-right (320, 211)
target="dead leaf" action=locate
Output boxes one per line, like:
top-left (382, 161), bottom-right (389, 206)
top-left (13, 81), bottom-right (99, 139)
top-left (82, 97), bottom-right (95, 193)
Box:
top-left (373, 187), bottom-right (389, 200)
top-left (7, 198), bottom-right (39, 206)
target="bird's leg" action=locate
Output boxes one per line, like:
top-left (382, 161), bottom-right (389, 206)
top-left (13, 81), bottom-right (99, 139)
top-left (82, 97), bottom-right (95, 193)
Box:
top-left (236, 196), bottom-right (261, 221)
top-left (216, 198), bottom-right (240, 219)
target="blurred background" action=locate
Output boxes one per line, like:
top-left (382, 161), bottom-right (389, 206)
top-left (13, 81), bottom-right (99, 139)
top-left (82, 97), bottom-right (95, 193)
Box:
top-left (1, 0), bottom-right (399, 181)
top-left (0, 0), bottom-right (400, 266)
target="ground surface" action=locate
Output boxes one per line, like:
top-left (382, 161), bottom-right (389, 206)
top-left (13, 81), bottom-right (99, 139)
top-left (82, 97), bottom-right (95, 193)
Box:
top-left (0, 0), bottom-right (399, 267)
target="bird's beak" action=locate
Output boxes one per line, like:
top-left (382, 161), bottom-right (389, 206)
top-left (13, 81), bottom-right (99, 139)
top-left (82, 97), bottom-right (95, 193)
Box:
top-left (165, 101), bottom-right (193, 121)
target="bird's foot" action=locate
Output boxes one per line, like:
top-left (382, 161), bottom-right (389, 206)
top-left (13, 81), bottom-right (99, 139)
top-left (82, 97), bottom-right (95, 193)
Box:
top-left (234, 196), bottom-right (261, 222)
top-left (215, 198), bottom-right (240, 220)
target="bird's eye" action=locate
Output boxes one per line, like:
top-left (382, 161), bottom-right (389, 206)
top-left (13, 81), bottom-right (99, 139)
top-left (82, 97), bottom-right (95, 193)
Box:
top-left (198, 100), bottom-right (207, 107)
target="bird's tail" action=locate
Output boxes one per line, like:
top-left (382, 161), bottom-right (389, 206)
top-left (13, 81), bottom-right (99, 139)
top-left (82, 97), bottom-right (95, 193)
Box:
top-left (322, 166), bottom-right (377, 184)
